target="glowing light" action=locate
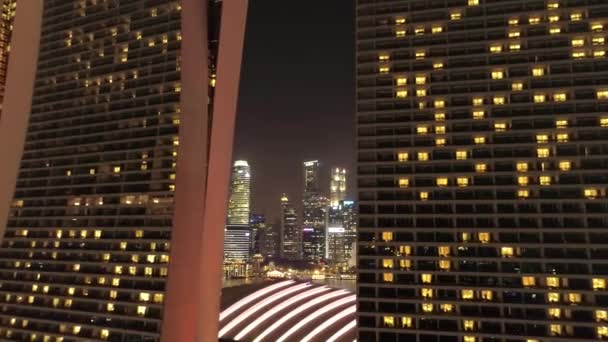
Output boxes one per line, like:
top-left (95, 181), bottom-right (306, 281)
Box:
top-left (302, 305), bottom-right (357, 342)
top-left (276, 295), bottom-right (356, 342)
top-left (327, 319), bottom-right (357, 342)
top-left (254, 290), bottom-right (349, 342)
top-left (219, 280), bottom-right (294, 321)
top-left (219, 283), bottom-right (311, 338)
top-left (234, 286), bottom-right (331, 341)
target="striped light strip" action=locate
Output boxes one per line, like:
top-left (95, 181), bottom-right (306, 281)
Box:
top-left (276, 294), bottom-right (356, 342)
top-left (327, 319), bottom-right (357, 342)
top-left (219, 280), bottom-right (294, 321)
top-left (234, 286), bottom-right (331, 341)
top-left (218, 282), bottom-right (311, 338)
top-left (302, 305), bottom-right (357, 342)
top-left (253, 290), bottom-right (349, 342)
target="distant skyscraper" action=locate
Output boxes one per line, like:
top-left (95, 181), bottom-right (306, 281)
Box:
top-left (227, 160), bottom-right (251, 225)
top-left (327, 200), bottom-right (357, 265)
top-left (280, 194), bottom-right (300, 260)
top-left (303, 160), bottom-right (320, 193)
top-left (330, 167), bottom-right (347, 207)
top-left (0, 0), bottom-right (15, 117)
top-left (302, 160), bottom-right (329, 262)
top-left (356, 1), bottom-right (608, 341)
top-left (260, 220), bottom-right (280, 259)
top-left (0, 1), bottom-right (248, 341)
top-left (223, 224), bottom-right (251, 261)
top-left (249, 213), bottom-right (265, 254)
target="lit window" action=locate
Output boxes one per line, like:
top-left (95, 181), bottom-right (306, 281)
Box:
top-left (534, 94), bottom-right (546, 103)
top-left (434, 99), bottom-right (445, 108)
top-left (529, 16), bottom-right (541, 25)
top-left (438, 246), bottom-right (450, 257)
top-left (550, 324), bottom-right (562, 336)
top-left (395, 18), bottom-right (406, 25)
top-left (585, 188), bottom-right (599, 199)
top-left (433, 61), bottom-right (444, 69)
top-left (593, 278), bottom-right (606, 290)
top-left (572, 51), bottom-right (586, 59)
top-left (139, 292), bottom-right (151, 302)
top-left (548, 292), bottom-right (560, 303)
top-left (475, 163), bottom-right (487, 173)
top-left (396, 90), bottom-right (408, 98)
top-left (451, 12), bottom-right (461, 20)
top-left (398, 178), bottom-right (410, 188)
top-left (420, 191), bottom-right (429, 201)
top-left (481, 290), bottom-right (493, 301)
top-left (415, 75), bottom-right (426, 85)
top-left (546, 277), bottom-right (560, 288)
top-left (383, 273), bottom-right (394, 282)
top-left (489, 45), bottom-right (502, 53)
top-left (600, 117), bottom-right (608, 127)
top-left (401, 316), bottom-right (413, 328)
top-left (536, 134), bottom-right (549, 143)
top-left (378, 54), bottom-right (390, 62)
top-left (509, 43), bottom-right (521, 51)
top-left (479, 232), bottom-right (491, 243)
top-left (382, 259), bottom-right (393, 269)
top-left (522, 276), bottom-right (536, 287)
top-left (509, 18), bottom-right (519, 25)
top-left (557, 133), bottom-right (569, 142)
top-left (435, 113), bottom-right (446, 121)
top-left (379, 66), bottom-right (390, 74)
top-left (415, 51), bottom-right (426, 59)
top-left (382, 232), bottom-right (393, 241)
top-left (113, 166), bottom-right (121, 173)
top-left (461, 232), bottom-right (471, 242)
top-left (473, 110), bottom-right (485, 119)
top-left (435, 138), bottom-right (446, 146)
top-left (73, 326), bottom-right (81, 334)
top-left (435, 125), bottom-right (446, 134)
top-left (107, 303), bottom-right (115, 312)
top-left (101, 329), bottom-right (110, 340)
top-left (547, 1), bottom-right (559, 9)
top-left (594, 50), bottom-right (606, 58)
top-left (418, 152), bottom-right (429, 161)
top-left (559, 161), bottom-right (571, 171)
top-left (597, 310), bottom-right (608, 322)
top-left (415, 27), bottom-right (425, 35)
top-left (554, 92), bottom-right (567, 102)
top-left (493, 96), bottom-right (505, 105)
top-left (463, 320), bottom-right (475, 331)
top-left (593, 37), bottom-right (605, 45)
top-left (439, 260), bottom-right (451, 270)
top-left (422, 303), bottom-right (433, 312)
top-left (416, 89), bottom-right (427, 97)
top-left (599, 326), bottom-right (608, 339)
top-left (508, 30), bottom-right (520, 38)
top-left (398, 152), bottom-right (409, 162)
top-left (570, 13), bottom-right (583, 21)
top-left (540, 175), bottom-right (552, 186)
top-left (591, 23), bottom-right (604, 32)
top-left (461, 289), bottom-right (474, 300)
top-left (399, 245), bottom-right (411, 256)
top-left (395, 30), bottom-right (406, 37)
top-left (501, 247), bottom-right (514, 257)
top-left (436, 177), bottom-right (449, 187)
top-left (468, 0), bottom-right (478, 5)
top-left (396, 77), bottom-right (407, 86)
top-left (383, 316), bottom-right (395, 328)
top-left (550, 27), bottom-right (561, 35)
top-left (512, 82), bottom-right (523, 91)
top-left (598, 90), bottom-right (608, 99)
top-left (537, 148), bottom-right (550, 158)
top-left (572, 38), bottom-right (585, 47)
top-left (532, 67), bottom-right (545, 76)
top-left (518, 176), bottom-right (529, 186)
top-left (457, 177), bottom-right (469, 187)
top-left (474, 136), bottom-right (486, 144)
top-left (472, 97), bottom-right (484, 106)
top-left (432, 25), bottom-right (443, 34)
top-left (491, 70), bottom-right (504, 79)
top-left (548, 15), bottom-right (560, 23)
top-left (421, 288), bottom-right (433, 298)
top-left (440, 303), bottom-right (453, 312)
top-left (549, 308), bottom-right (561, 318)
top-left (137, 305), bottom-right (147, 316)
top-left (456, 150), bottom-right (468, 160)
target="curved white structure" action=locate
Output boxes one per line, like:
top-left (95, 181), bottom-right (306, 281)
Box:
top-left (301, 305), bottom-right (357, 342)
top-left (219, 280), bottom-right (294, 321)
top-left (327, 319), bottom-right (357, 342)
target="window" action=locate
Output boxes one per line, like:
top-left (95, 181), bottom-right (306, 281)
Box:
top-left (435, 113), bottom-right (446, 121)
top-left (570, 13), bottom-right (582, 21)
top-left (478, 232), bottom-right (490, 243)
top-left (440, 304), bottom-right (453, 312)
top-left (547, 1), bottom-right (559, 9)
top-left (522, 276), bottom-right (536, 287)
top-left (382, 232), bottom-right (393, 241)
top-left (593, 278), bottom-right (606, 290)
top-left (420, 191), bottom-right (429, 201)
top-left (416, 89), bottom-right (427, 97)
top-left (421, 288), bottom-right (433, 298)
top-left (461, 289), bottom-right (474, 300)
top-left (550, 27), bottom-right (561, 34)
top-left (435, 125), bottom-right (446, 134)
top-left (549, 308), bottom-right (561, 318)
top-left (534, 94), bottom-right (546, 103)
top-left (489, 45), bottom-right (502, 53)
top-left (417, 126), bottom-right (428, 134)
top-left (139, 292), bottom-right (151, 302)
top-left (395, 77), bottom-right (407, 86)
top-left (382, 259), bottom-right (393, 269)
top-left (378, 54), bottom-right (390, 61)
top-left (550, 324), bottom-right (562, 336)
top-left (395, 18), bottom-right (406, 25)
top-left (415, 27), bottom-right (425, 35)
top-left (501, 247), bottom-right (514, 257)
top-left (509, 30), bottom-right (520, 38)
top-left (537, 148), bottom-right (550, 158)
top-left (601, 117), bottom-right (608, 127)
top-left (461, 232), bottom-right (471, 242)
top-left (436, 177), bottom-right (448, 186)
top-left (399, 245), bottom-right (411, 256)
top-left (512, 82), bottom-right (523, 91)
top-left (472, 97), bottom-right (484, 106)
top-left (383, 316), bottom-right (395, 328)
top-left (595, 50), bottom-right (607, 58)
top-left (415, 75), bottom-right (426, 85)
top-left (395, 30), bottom-right (406, 37)
top-left (468, 0), bottom-right (478, 5)
top-left (434, 99), bottom-right (445, 108)
top-left (396, 90), bottom-right (407, 98)
top-left (493, 96), bottom-right (505, 105)
top-left (509, 18), bottom-right (519, 25)
top-left (599, 326), bottom-right (608, 339)
top-left (463, 320), bottom-right (475, 331)
top-left (572, 38), bottom-right (585, 47)
top-left (383, 273), bottom-right (394, 282)
top-left (529, 16), bottom-right (541, 25)
top-left (398, 178), bottom-right (410, 188)
top-left (540, 175), bottom-right (552, 186)
top-left (432, 25), bottom-right (443, 34)
top-left (379, 66), bottom-right (390, 73)
top-left (101, 329), bottom-right (110, 340)
top-left (398, 152), bottom-right (409, 162)
top-left (567, 292), bottom-right (581, 303)
top-left (572, 50), bottom-right (586, 59)
top-left (593, 37), bottom-right (605, 45)
top-left (585, 188), bottom-right (599, 199)
top-left (491, 70), bottom-right (504, 79)
top-left (435, 138), bottom-right (446, 146)
top-left (554, 92), bottom-right (567, 101)
top-left (536, 134), bottom-right (549, 143)
top-left (433, 61), bottom-right (444, 69)
top-left (401, 316), bottom-right (413, 328)
top-left (473, 110), bottom-right (485, 119)
top-left (456, 150), bottom-right (468, 160)
top-left (475, 163), bottom-right (487, 173)
top-left (556, 133), bottom-right (569, 142)
top-left (592, 23), bottom-right (604, 32)
top-left (548, 292), bottom-right (560, 303)
top-left (481, 290), bottom-right (493, 301)
top-left (597, 310), bottom-right (608, 322)
top-left (422, 303), bottom-right (433, 312)
top-left (509, 43), bottom-right (522, 51)
top-left (556, 119), bottom-right (568, 128)
top-left (415, 50), bottom-right (426, 59)
top-left (598, 90), bottom-right (608, 99)
top-left (474, 136), bottom-right (486, 144)
top-left (400, 260), bottom-right (411, 269)
top-left (532, 67), bottom-right (545, 76)
top-left (438, 246), bottom-right (450, 257)
top-left (547, 277), bottom-right (560, 288)
top-left (439, 260), bottom-right (451, 270)
top-left (559, 161), bottom-right (571, 171)
top-left (451, 12), bottom-right (461, 20)
top-left (457, 177), bottom-right (469, 187)
top-left (418, 152), bottom-right (429, 161)
top-left (548, 15), bottom-right (560, 23)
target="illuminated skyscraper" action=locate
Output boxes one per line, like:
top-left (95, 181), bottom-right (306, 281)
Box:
top-left (227, 160), bottom-right (251, 225)
top-left (330, 167), bottom-right (347, 207)
top-left (302, 160), bottom-right (328, 262)
top-left (327, 200), bottom-right (357, 266)
top-left (280, 194), bottom-right (300, 260)
top-left (303, 160), bottom-right (320, 193)
top-left (357, 1), bottom-right (608, 341)
top-left (0, 1), bottom-right (248, 341)
top-left (0, 0), bottom-right (15, 116)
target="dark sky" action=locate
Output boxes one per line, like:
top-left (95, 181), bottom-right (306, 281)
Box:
top-left (233, 1), bottom-right (356, 223)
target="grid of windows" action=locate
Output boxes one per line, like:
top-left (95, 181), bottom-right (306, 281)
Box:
top-left (356, 0), bottom-right (608, 341)
top-left (0, 1), bottom-right (219, 340)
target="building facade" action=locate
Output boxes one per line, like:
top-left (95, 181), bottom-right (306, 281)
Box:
top-left (356, 1), bottom-right (608, 341)
top-left (249, 213), bottom-right (264, 255)
top-left (330, 167), bottom-right (347, 207)
top-left (227, 160), bottom-right (251, 225)
top-left (0, 1), bottom-right (247, 341)
top-left (260, 218), bottom-right (280, 259)
top-left (327, 200), bottom-right (357, 266)
top-left (280, 194), bottom-right (300, 260)
top-left (0, 0), bottom-right (15, 117)
top-left (224, 224), bottom-right (251, 261)
top-left (302, 160), bottom-right (329, 262)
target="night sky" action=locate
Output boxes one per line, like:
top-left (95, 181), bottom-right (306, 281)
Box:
top-left (233, 1), bottom-right (356, 223)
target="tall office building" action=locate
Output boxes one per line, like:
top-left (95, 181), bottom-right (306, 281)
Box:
top-left (327, 200), bottom-right (357, 266)
top-left (280, 194), bottom-right (300, 260)
top-left (227, 160), bottom-right (251, 225)
top-left (357, 1), bottom-right (608, 341)
top-left (259, 220), bottom-right (279, 259)
top-left (0, 1), bottom-right (247, 341)
top-left (0, 0), bottom-right (15, 116)
top-left (330, 167), bottom-right (347, 207)
top-left (223, 224), bottom-right (251, 261)
top-left (302, 160), bottom-right (329, 261)
top-left (303, 160), bottom-right (320, 193)
top-left (249, 213), bottom-right (265, 254)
